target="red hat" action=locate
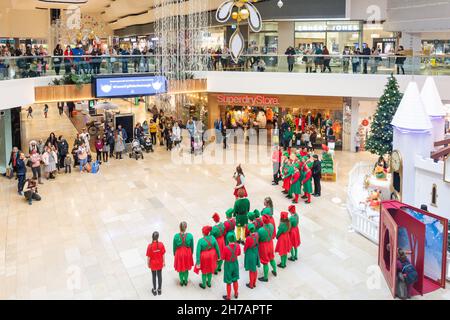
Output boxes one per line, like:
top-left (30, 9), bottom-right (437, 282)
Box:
top-left (212, 213), bottom-right (220, 223)
top-left (288, 205), bottom-right (296, 214)
top-left (202, 225), bottom-right (212, 236)
top-left (280, 212), bottom-right (289, 220)
top-left (322, 144), bottom-right (329, 152)
top-left (262, 215), bottom-right (271, 225)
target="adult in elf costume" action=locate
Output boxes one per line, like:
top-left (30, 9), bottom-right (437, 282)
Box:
top-left (224, 208), bottom-right (236, 245)
top-left (233, 188), bottom-right (250, 244)
top-left (222, 233), bottom-right (242, 300)
top-left (301, 160), bottom-right (313, 204)
top-left (275, 212), bottom-right (292, 269)
top-left (211, 213), bottom-right (226, 274)
top-left (288, 205), bottom-right (301, 261)
top-left (289, 164), bottom-right (302, 204)
top-left (196, 226), bottom-right (221, 289)
top-left (244, 223), bottom-right (260, 289)
top-left (173, 221), bottom-right (194, 286)
top-left (261, 197), bottom-right (277, 236)
top-left (258, 215), bottom-right (277, 282)
top-left (245, 209), bottom-right (264, 237)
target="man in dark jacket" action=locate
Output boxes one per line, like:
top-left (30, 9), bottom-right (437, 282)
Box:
top-left (362, 43), bottom-right (371, 74)
top-left (285, 46), bottom-right (296, 72)
top-left (312, 154), bottom-right (322, 197)
top-left (17, 152), bottom-right (27, 195)
top-left (57, 136), bottom-right (69, 170)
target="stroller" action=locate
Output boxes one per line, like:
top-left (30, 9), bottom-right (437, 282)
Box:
top-left (192, 134), bottom-right (204, 155)
top-left (129, 139), bottom-right (144, 160)
top-left (141, 136), bottom-right (154, 153)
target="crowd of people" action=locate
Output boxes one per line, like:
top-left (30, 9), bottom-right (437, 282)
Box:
top-left (146, 165), bottom-right (301, 299)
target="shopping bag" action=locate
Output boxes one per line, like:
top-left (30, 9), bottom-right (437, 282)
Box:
top-left (6, 167), bottom-right (14, 179)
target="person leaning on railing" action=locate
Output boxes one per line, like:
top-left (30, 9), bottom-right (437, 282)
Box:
top-left (395, 45), bottom-right (407, 75)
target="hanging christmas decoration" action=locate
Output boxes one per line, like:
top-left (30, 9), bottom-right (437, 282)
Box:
top-left (216, 0), bottom-right (262, 63)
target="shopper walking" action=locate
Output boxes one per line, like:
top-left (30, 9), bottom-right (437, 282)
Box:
top-left (30, 150), bottom-right (43, 184)
top-left (53, 44), bottom-right (63, 76)
top-left (17, 152), bottom-right (27, 195)
top-left (146, 231), bottom-right (166, 296)
top-left (312, 154), bottom-right (322, 197)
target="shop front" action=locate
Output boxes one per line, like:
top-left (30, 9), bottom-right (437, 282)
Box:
top-left (295, 20), bottom-right (363, 53)
top-left (208, 93), bottom-right (345, 149)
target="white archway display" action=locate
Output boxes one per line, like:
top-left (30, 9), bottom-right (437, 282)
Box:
top-left (216, 0), bottom-right (262, 63)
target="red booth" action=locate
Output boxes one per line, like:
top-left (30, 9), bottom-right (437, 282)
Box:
top-left (378, 200), bottom-right (448, 298)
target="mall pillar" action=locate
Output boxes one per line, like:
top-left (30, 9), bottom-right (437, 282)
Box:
top-left (0, 110), bottom-right (12, 173)
top-left (399, 32), bottom-right (422, 74)
top-left (277, 22), bottom-right (295, 70)
top-left (349, 98), bottom-right (360, 153)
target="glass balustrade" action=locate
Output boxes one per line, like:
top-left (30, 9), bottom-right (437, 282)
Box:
top-left (0, 54), bottom-right (449, 81)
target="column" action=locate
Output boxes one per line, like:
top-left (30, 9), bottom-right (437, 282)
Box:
top-left (343, 98), bottom-right (360, 152)
top-left (399, 32), bottom-right (422, 74)
top-left (0, 110), bottom-right (12, 173)
top-left (277, 21), bottom-right (295, 54)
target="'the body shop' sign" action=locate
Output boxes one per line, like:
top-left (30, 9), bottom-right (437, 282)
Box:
top-left (217, 94), bottom-right (280, 106)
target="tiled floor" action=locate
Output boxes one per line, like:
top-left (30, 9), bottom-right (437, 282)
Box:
top-left (1, 105), bottom-right (449, 300)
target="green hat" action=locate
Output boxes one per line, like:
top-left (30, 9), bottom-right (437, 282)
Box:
top-left (283, 152), bottom-right (289, 157)
top-left (307, 161), bottom-right (313, 169)
top-left (302, 156), bottom-right (309, 162)
top-left (294, 163), bottom-right (300, 168)
top-left (248, 223), bottom-right (256, 233)
top-left (253, 209), bottom-right (260, 218)
top-left (248, 209), bottom-right (260, 221)
top-left (296, 154), bottom-right (302, 160)
top-left (226, 208), bottom-right (234, 218)
top-left (226, 232), bottom-right (236, 243)
top-left (261, 207), bottom-right (272, 216)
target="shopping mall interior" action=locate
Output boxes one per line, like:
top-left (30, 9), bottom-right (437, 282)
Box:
top-left (1, 0), bottom-right (450, 303)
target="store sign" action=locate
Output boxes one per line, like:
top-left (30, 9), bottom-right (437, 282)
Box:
top-left (296, 23), bottom-right (360, 32)
top-left (94, 75), bottom-right (167, 98)
top-left (217, 94), bottom-right (280, 106)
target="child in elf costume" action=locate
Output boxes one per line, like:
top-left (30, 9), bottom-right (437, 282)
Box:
top-left (245, 209), bottom-right (263, 237)
top-left (224, 208), bottom-right (236, 245)
top-left (244, 223), bottom-right (260, 289)
top-left (284, 160), bottom-right (295, 199)
top-left (173, 221), bottom-right (194, 286)
top-left (301, 160), bottom-right (313, 204)
top-left (211, 213), bottom-right (226, 274)
top-left (196, 226), bottom-right (221, 289)
top-left (289, 164), bottom-right (302, 204)
top-left (261, 197), bottom-right (277, 236)
top-left (275, 212), bottom-right (292, 269)
top-left (288, 205), bottom-right (301, 261)
top-left (233, 188), bottom-right (250, 244)
top-left (281, 156), bottom-right (292, 195)
top-left (257, 215), bottom-right (277, 282)
top-left (222, 233), bottom-right (242, 300)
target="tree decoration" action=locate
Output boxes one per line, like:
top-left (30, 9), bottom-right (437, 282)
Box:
top-left (365, 75), bottom-right (403, 156)
top-left (216, 0), bottom-right (262, 63)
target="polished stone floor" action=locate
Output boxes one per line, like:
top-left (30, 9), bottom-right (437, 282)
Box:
top-left (1, 104), bottom-right (449, 300)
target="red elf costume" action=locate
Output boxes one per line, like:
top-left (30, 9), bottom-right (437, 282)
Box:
top-left (196, 226), bottom-right (221, 289)
top-left (244, 223), bottom-right (260, 289)
top-left (211, 213), bottom-right (226, 274)
top-left (245, 209), bottom-right (263, 237)
top-left (290, 164), bottom-right (302, 204)
top-left (222, 233), bottom-right (241, 300)
top-left (257, 215), bottom-right (277, 282)
top-left (224, 208), bottom-right (236, 245)
top-left (275, 211), bottom-right (292, 268)
top-left (173, 229), bottom-right (194, 286)
top-left (288, 205), bottom-right (301, 262)
top-left (301, 161), bottom-right (313, 204)
top-left (233, 165), bottom-right (248, 199)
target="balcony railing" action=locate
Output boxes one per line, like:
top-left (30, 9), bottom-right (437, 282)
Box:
top-left (0, 53), bottom-right (449, 81)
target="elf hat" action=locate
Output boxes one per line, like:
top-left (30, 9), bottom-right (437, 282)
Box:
top-left (288, 205), bottom-right (296, 214)
top-left (248, 223), bottom-right (256, 233)
top-left (247, 211), bottom-right (256, 221)
top-left (262, 215), bottom-right (271, 225)
top-left (280, 212), bottom-right (289, 220)
top-left (226, 232), bottom-right (237, 243)
top-left (202, 225), bottom-right (212, 236)
top-left (212, 213), bottom-right (220, 223)
top-left (225, 208), bottom-right (234, 218)
top-left (253, 209), bottom-right (260, 218)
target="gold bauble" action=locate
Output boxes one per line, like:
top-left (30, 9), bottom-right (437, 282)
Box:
top-left (231, 12), bottom-right (238, 20)
top-left (239, 8), bottom-right (249, 20)
top-left (235, 1), bottom-right (244, 8)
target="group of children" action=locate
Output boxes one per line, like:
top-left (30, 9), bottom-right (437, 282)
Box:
top-left (145, 165), bottom-right (301, 300)
top-left (278, 147), bottom-right (314, 204)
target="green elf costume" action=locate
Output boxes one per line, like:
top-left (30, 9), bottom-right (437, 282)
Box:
top-left (289, 163), bottom-right (302, 204)
top-left (173, 230), bottom-right (194, 286)
top-left (224, 208), bottom-right (236, 245)
top-left (245, 209), bottom-right (263, 237)
top-left (285, 163), bottom-right (295, 199)
top-left (301, 161), bottom-right (313, 204)
top-left (233, 193), bottom-right (250, 244)
top-left (261, 206), bottom-right (277, 236)
top-left (288, 205), bottom-right (301, 261)
top-left (196, 226), bottom-right (221, 289)
top-left (211, 213), bottom-right (226, 274)
top-left (257, 215), bottom-right (277, 282)
top-left (222, 233), bottom-right (241, 300)
top-left (244, 223), bottom-right (260, 289)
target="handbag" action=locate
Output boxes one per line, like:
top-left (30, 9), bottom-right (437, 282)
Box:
top-left (26, 159), bottom-right (32, 167)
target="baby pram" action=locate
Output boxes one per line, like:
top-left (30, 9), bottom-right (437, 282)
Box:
top-left (129, 139), bottom-right (144, 160)
top-left (192, 134), bottom-right (203, 155)
top-left (141, 136), bottom-right (154, 153)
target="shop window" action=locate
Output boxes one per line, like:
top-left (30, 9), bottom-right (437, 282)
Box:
top-left (431, 184), bottom-right (438, 207)
top-left (383, 229), bottom-right (391, 271)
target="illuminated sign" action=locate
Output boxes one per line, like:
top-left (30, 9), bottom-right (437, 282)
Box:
top-left (217, 94), bottom-right (280, 106)
top-left (295, 22), bottom-right (360, 32)
top-left (93, 75), bottom-right (167, 98)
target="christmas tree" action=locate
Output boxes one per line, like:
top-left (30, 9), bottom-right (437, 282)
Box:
top-left (366, 75), bottom-right (403, 156)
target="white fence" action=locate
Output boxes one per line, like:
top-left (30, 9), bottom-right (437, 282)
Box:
top-left (346, 162), bottom-right (380, 244)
